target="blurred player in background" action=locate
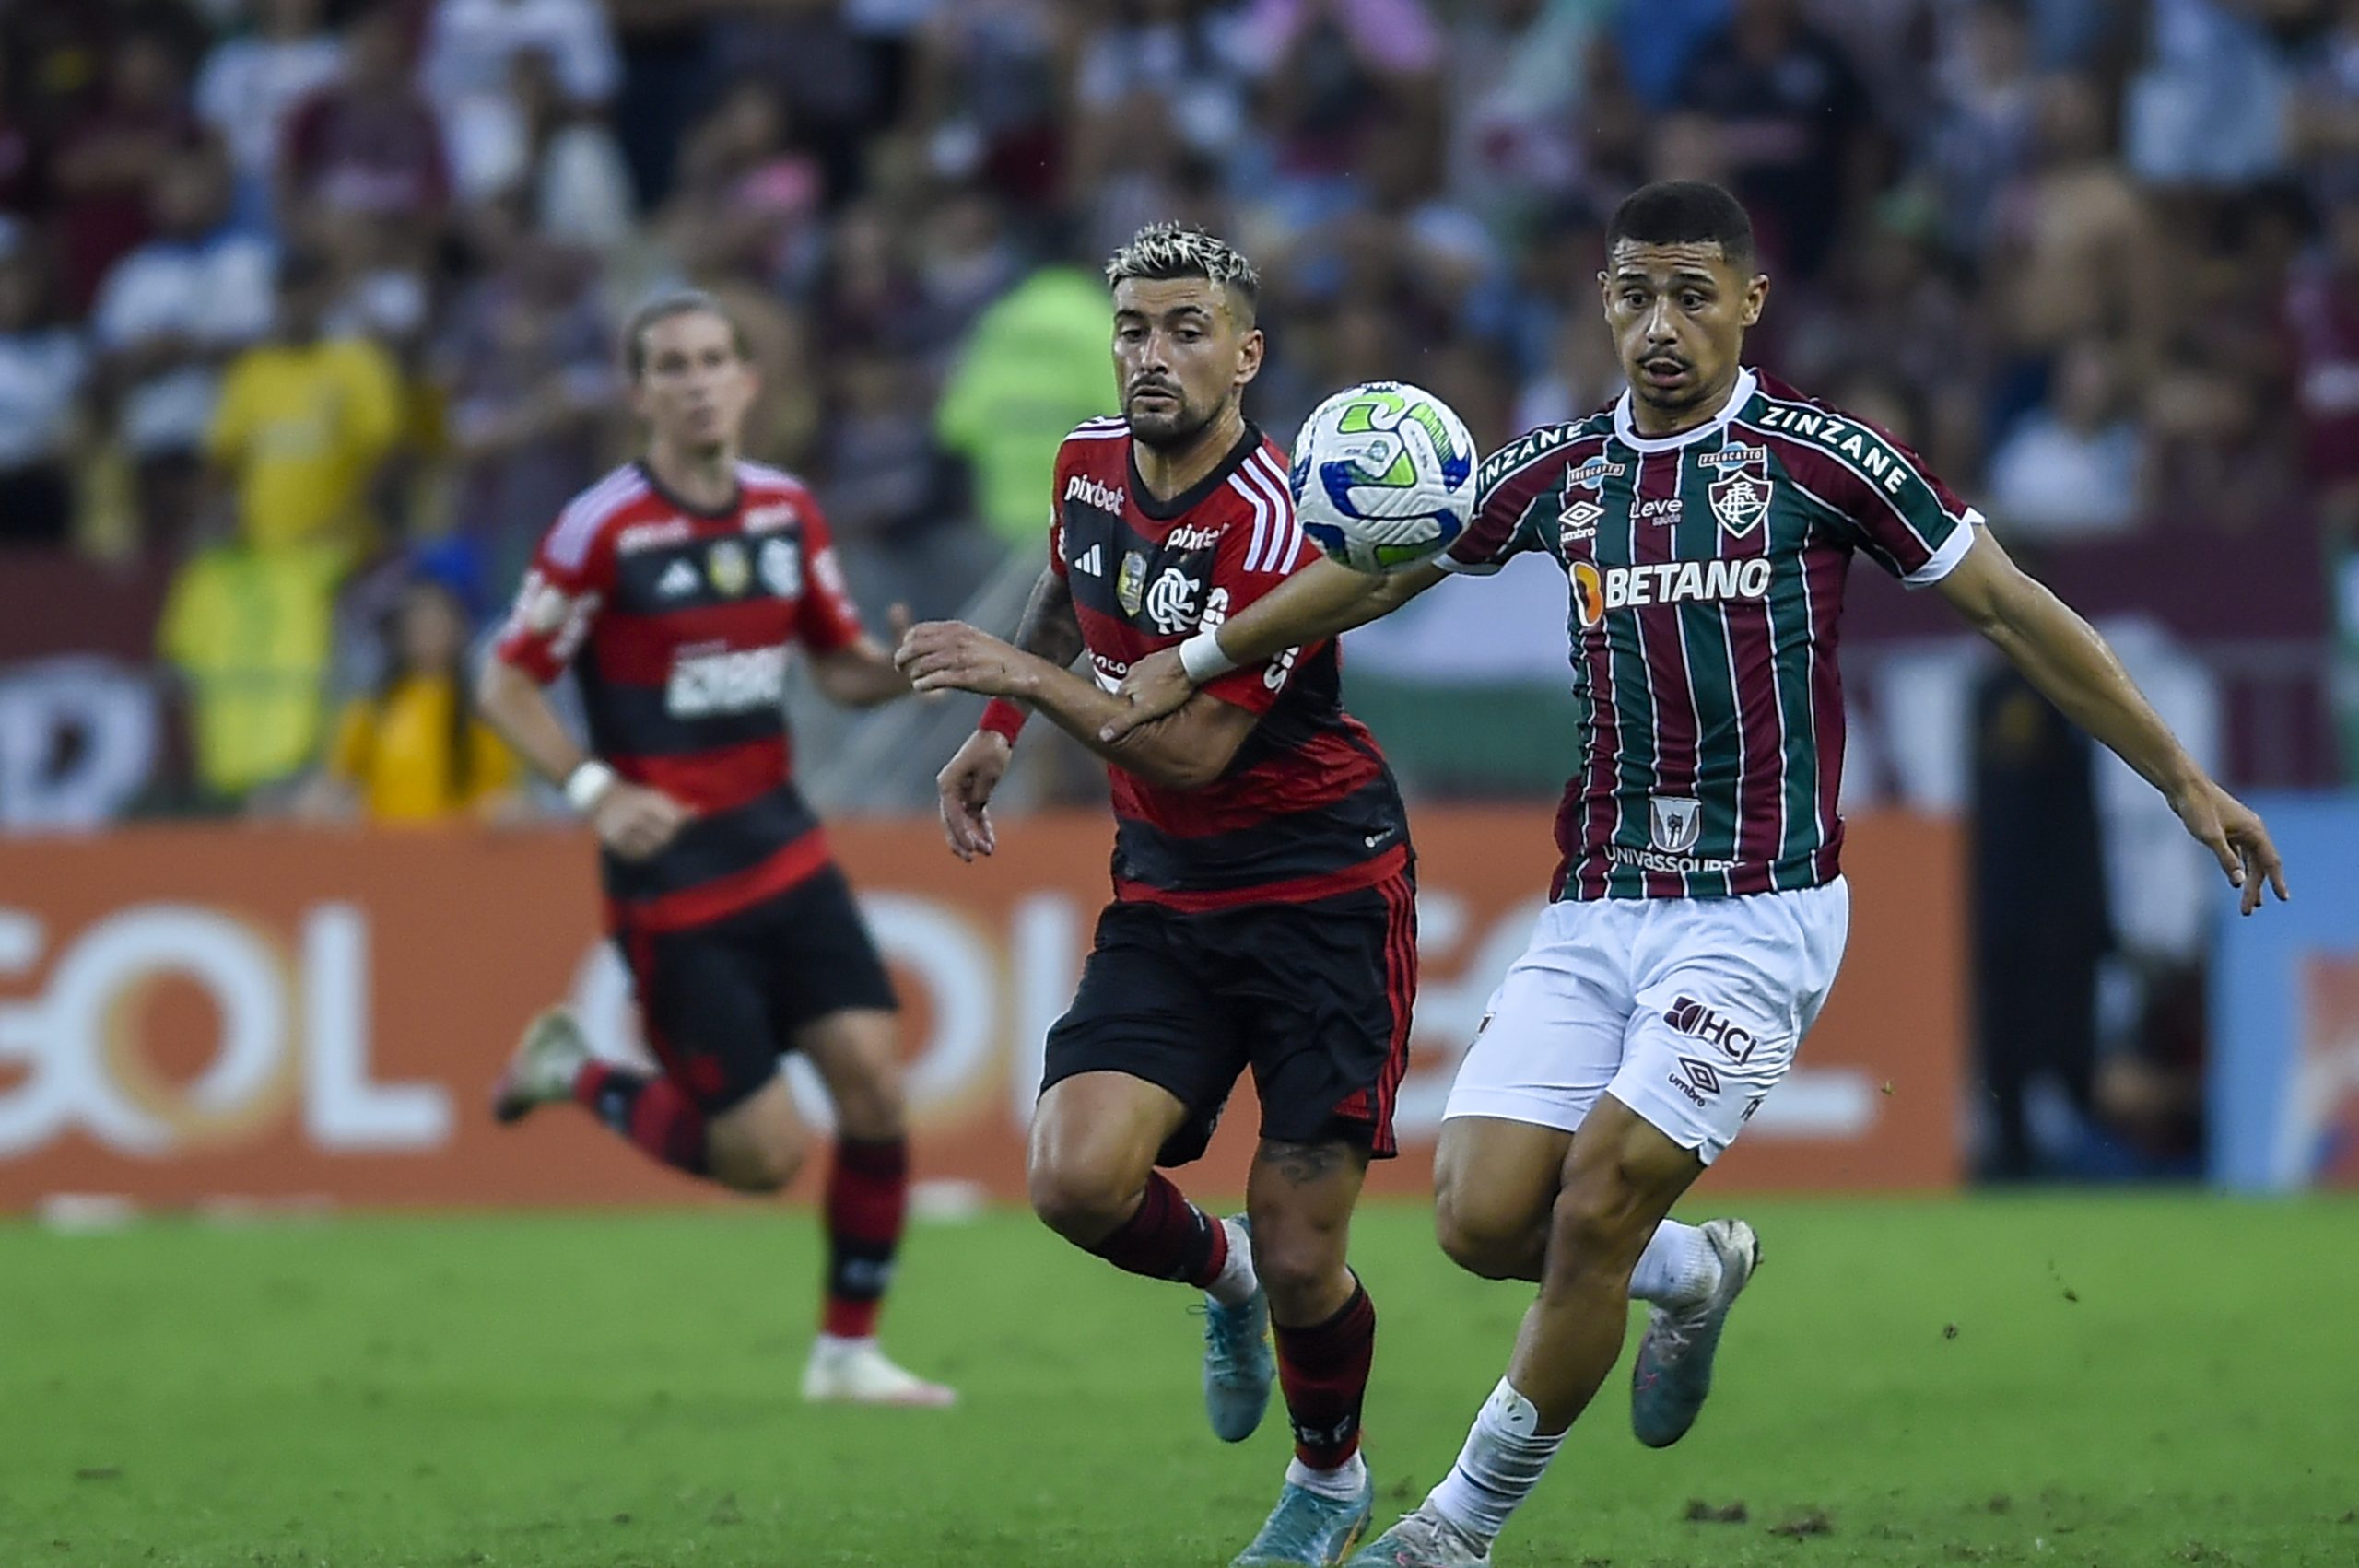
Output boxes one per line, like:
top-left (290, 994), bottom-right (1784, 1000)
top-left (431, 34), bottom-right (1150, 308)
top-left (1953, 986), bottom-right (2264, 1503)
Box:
top-left (897, 225), bottom-right (1414, 1567)
top-left (477, 292), bottom-right (954, 1409)
top-left (1104, 182), bottom-right (2287, 1567)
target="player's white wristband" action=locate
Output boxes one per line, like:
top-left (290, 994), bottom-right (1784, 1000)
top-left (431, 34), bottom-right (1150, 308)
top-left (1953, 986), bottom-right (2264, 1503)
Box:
top-left (1178, 629), bottom-right (1239, 685)
top-left (564, 761), bottom-right (618, 813)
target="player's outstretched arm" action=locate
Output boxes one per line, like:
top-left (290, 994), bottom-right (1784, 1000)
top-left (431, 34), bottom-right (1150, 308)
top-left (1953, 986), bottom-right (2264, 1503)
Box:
top-left (1098, 557), bottom-right (1448, 741)
top-left (1936, 530), bottom-right (2289, 915)
top-left (897, 620), bottom-right (1255, 790)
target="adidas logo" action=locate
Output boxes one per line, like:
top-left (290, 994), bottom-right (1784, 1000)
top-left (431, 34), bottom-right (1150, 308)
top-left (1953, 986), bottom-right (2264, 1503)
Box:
top-left (657, 559), bottom-right (699, 599)
top-left (1073, 544), bottom-right (1105, 577)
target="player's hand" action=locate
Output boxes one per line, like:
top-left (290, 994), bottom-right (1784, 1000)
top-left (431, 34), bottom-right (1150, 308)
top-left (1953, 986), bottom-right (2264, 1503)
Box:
top-left (591, 781), bottom-right (696, 861)
top-left (1098, 648), bottom-right (1192, 742)
top-left (2169, 776), bottom-right (2289, 916)
top-left (935, 731), bottom-right (1010, 861)
top-left (895, 620), bottom-right (1030, 697)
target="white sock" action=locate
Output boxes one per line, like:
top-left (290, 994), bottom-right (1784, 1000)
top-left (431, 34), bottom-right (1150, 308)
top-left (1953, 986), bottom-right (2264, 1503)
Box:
top-left (814, 1333), bottom-right (874, 1357)
top-left (1628, 1219), bottom-right (1719, 1308)
top-left (1205, 1215), bottom-right (1259, 1306)
top-left (1285, 1450), bottom-right (1367, 1503)
top-left (1425, 1377), bottom-right (1565, 1545)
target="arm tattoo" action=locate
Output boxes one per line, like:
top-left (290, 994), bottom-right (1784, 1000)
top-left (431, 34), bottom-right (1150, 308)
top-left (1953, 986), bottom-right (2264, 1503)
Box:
top-left (1255, 1139), bottom-right (1358, 1188)
top-left (1013, 567), bottom-right (1085, 672)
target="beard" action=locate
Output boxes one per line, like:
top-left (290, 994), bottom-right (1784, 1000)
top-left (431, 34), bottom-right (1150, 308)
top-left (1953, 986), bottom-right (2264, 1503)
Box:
top-left (1125, 386), bottom-right (1217, 451)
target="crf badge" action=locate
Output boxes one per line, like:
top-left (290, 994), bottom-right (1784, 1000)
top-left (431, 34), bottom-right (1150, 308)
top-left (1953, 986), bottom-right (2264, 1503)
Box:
top-left (1143, 568), bottom-right (1201, 634)
top-left (1708, 472), bottom-right (1773, 537)
top-left (1649, 794), bottom-right (1703, 853)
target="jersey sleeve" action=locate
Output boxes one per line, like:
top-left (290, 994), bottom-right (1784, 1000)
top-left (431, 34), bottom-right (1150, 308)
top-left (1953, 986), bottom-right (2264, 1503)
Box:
top-left (1442, 434), bottom-right (1563, 576)
top-left (1046, 444), bottom-right (1072, 579)
top-left (790, 493), bottom-right (865, 654)
top-left (491, 494), bottom-right (617, 684)
top-left (1797, 417), bottom-right (1984, 587)
top-left (1196, 486), bottom-right (1314, 717)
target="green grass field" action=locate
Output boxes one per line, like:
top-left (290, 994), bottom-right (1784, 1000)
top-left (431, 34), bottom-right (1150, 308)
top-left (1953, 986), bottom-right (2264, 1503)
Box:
top-left (4, 1196), bottom-right (2355, 1567)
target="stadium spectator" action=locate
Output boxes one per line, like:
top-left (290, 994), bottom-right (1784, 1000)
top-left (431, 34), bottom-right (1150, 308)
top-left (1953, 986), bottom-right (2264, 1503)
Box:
top-left (0, 241), bottom-right (88, 547)
top-left (423, 0), bottom-right (619, 205)
top-left (279, 5), bottom-right (450, 226)
top-left (433, 200), bottom-right (616, 586)
top-left (157, 527), bottom-right (344, 808)
top-left (299, 573), bottom-right (518, 823)
top-left (90, 145), bottom-right (276, 551)
top-left (1986, 72), bottom-right (2168, 426)
top-left (475, 48), bottom-right (636, 247)
top-left (49, 29), bottom-right (205, 313)
top-left (1970, 661), bottom-right (2112, 1181)
top-left (1985, 336), bottom-right (2143, 541)
top-left (1672, 0), bottom-right (1872, 277)
top-left (818, 345), bottom-right (993, 624)
top-left (193, 0), bottom-right (344, 231)
top-left (2287, 193), bottom-right (2359, 524)
top-left (933, 252), bottom-right (1112, 555)
top-left (205, 248), bottom-right (403, 559)
top-left (2123, 0), bottom-right (2298, 188)
top-left (0, 54), bottom-right (44, 222)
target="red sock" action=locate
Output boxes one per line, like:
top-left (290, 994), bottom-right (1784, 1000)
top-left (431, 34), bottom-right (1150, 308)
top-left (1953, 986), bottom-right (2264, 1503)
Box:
top-left (1275, 1281), bottom-right (1376, 1470)
top-left (823, 1137), bottom-right (909, 1339)
top-left (1084, 1171), bottom-right (1227, 1287)
top-left (572, 1061), bottom-right (709, 1176)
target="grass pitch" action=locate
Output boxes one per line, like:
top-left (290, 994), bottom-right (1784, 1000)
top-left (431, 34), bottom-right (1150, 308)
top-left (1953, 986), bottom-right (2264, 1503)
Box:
top-left (4, 1195), bottom-right (2354, 1567)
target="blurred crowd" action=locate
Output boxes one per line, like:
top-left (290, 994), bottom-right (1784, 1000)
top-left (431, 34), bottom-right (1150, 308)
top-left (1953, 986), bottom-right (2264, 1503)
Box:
top-left (0, 0), bottom-right (2353, 802)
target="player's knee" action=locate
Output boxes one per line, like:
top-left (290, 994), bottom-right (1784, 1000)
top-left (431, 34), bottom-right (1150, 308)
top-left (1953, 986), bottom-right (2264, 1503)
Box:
top-left (1027, 1157), bottom-right (1138, 1245)
top-left (1246, 1223), bottom-right (1346, 1316)
top-left (712, 1132), bottom-right (804, 1194)
top-left (1435, 1197), bottom-right (1542, 1281)
top-left (1545, 1173), bottom-right (1654, 1281)
top-left (828, 1069), bottom-right (904, 1142)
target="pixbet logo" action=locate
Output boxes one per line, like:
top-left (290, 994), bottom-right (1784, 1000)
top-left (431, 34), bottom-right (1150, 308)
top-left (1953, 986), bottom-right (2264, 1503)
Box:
top-left (1063, 474), bottom-right (1125, 514)
top-left (1663, 994), bottom-right (1758, 1063)
top-left (0, 904), bottom-right (451, 1156)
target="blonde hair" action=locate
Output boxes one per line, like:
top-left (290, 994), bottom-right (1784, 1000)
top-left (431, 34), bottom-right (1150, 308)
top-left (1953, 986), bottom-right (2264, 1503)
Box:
top-left (1104, 223), bottom-right (1260, 322)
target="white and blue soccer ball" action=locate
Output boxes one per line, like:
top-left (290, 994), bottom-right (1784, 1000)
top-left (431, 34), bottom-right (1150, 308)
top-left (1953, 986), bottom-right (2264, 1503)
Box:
top-left (1288, 380), bottom-right (1476, 574)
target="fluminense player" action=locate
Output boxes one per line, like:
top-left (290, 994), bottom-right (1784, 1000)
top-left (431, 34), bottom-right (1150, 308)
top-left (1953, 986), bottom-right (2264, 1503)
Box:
top-left (897, 224), bottom-right (1415, 1567)
top-left (478, 292), bottom-right (954, 1409)
top-left (1101, 182), bottom-right (2287, 1566)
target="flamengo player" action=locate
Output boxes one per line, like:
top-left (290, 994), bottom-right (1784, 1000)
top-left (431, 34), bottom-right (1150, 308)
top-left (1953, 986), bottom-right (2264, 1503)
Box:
top-left (476, 292), bottom-right (953, 1409)
top-left (896, 225), bottom-right (1414, 1568)
top-left (1105, 184), bottom-right (2287, 1566)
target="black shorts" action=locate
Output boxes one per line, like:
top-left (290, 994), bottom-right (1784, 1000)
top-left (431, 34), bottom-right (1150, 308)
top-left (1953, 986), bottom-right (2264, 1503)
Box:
top-left (615, 864), bottom-right (898, 1114)
top-left (1041, 871), bottom-right (1416, 1166)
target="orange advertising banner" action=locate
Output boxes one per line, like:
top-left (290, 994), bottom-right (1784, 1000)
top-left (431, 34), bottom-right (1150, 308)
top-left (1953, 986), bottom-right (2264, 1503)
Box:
top-left (0, 810), bottom-right (1964, 1208)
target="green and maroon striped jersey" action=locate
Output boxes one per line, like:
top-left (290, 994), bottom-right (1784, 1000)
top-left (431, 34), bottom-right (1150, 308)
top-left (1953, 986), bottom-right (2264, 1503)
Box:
top-left (1443, 368), bottom-right (1981, 901)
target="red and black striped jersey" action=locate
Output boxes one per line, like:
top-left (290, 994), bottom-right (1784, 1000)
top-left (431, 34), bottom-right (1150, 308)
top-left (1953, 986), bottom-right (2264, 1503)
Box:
top-left (493, 460), bottom-right (864, 931)
top-left (1051, 416), bottom-right (1409, 910)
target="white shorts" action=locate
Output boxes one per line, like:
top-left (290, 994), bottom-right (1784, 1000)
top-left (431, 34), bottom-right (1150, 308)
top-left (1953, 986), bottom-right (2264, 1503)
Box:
top-left (1442, 879), bottom-right (1850, 1164)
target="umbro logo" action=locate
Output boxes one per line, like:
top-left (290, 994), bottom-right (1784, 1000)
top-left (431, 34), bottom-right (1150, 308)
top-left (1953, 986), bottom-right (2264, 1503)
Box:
top-left (1667, 1055), bottom-right (1721, 1108)
top-left (656, 559), bottom-right (699, 599)
top-left (1064, 474), bottom-right (1125, 514)
top-left (1073, 544), bottom-right (1105, 577)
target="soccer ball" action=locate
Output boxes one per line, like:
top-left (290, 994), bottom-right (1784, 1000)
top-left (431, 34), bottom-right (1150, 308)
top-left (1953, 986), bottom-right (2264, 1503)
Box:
top-left (1289, 380), bottom-right (1477, 574)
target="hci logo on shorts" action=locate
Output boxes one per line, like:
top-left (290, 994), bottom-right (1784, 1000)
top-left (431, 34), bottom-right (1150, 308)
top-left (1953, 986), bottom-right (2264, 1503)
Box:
top-left (1663, 994), bottom-right (1758, 1064)
top-left (1649, 795), bottom-right (1702, 853)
